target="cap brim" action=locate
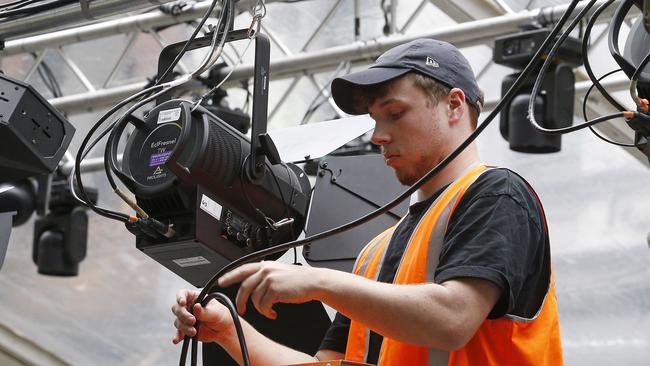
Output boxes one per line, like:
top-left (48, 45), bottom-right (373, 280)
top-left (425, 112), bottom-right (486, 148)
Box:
top-left (331, 67), bottom-right (410, 115)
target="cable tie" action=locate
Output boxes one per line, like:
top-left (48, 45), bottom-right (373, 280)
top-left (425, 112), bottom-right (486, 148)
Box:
top-left (164, 74), bottom-right (192, 89)
top-left (272, 218), bottom-right (294, 230)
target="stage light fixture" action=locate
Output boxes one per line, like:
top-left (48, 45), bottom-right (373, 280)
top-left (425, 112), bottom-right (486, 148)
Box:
top-left (108, 32), bottom-right (311, 287)
top-left (0, 73), bottom-right (74, 184)
top-left (494, 28), bottom-right (583, 153)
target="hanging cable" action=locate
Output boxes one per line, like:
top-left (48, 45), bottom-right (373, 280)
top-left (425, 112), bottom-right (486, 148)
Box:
top-left (156, 0), bottom-right (224, 86)
top-left (581, 0), bottom-right (626, 111)
top-left (629, 49), bottom-right (650, 112)
top-left (582, 68), bottom-right (642, 147)
top-left (527, 0), bottom-right (650, 135)
top-left (98, 0), bottom-right (235, 217)
top-left (0, 0), bottom-right (76, 18)
top-left (75, 86), bottom-right (165, 223)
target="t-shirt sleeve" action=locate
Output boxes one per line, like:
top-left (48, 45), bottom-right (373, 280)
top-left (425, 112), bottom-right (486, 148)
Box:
top-left (435, 171), bottom-right (545, 319)
top-left (318, 312), bottom-right (350, 353)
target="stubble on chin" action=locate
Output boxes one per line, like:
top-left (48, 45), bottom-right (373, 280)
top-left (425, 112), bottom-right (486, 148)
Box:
top-left (393, 156), bottom-right (436, 186)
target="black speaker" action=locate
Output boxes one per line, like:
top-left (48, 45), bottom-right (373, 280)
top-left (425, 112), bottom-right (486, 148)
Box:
top-left (0, 73), bottom-right (74, 184)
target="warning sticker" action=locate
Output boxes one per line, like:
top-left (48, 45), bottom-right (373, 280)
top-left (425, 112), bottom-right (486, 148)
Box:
top-left (200, 194), bottom-right (223, 220)
top-left (173, 256), bottom-right (211, 268)
top-left (157, 108), bottom-right (182, 124)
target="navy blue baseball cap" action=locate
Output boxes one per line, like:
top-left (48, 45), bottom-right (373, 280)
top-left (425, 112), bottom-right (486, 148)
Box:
top-left (331, 38), bottom-right (483, 115)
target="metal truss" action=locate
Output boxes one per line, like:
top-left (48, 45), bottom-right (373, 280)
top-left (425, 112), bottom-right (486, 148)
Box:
top-left (0, 0), bottom-right (642, 168)
top-left (0, 0), bottom-right (629, 117)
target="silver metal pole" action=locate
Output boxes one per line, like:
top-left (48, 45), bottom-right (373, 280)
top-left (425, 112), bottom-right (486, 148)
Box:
top-left (56, 47), bottom-right (96, 92)
top-left (400, 0), bottom-right (429, 34)
top-left (23, 51), bottom-right (47, 82)
top-left (0, 0), bottom-right (286, 55)
top-left (102, 32), bottom-right (139, 88)
top-left (390, 0), bottom-right (398, 34)
top-left (1, 1), bottom-right (217, 56)
top-left (0, 0), bottom-right (177, 40)
top-left (221, 0), bottom-right (626, 82)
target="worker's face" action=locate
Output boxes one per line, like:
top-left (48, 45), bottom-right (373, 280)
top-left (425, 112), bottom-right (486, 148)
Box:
top-left (368, 77), bottom-right (452, 186)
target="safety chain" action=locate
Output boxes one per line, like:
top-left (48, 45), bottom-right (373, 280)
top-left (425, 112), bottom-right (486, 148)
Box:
top-left (247, 0), bottom-right (266, 38)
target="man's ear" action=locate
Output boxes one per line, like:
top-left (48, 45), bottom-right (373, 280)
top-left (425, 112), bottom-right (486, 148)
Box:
top-left (447, 88), bottom-right (466, 124)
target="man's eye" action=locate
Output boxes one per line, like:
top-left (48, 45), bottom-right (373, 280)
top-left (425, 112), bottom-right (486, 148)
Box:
top-left (390, 111), bottom-right (404, 120)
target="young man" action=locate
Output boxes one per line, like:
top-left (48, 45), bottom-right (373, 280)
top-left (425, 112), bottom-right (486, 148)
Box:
top-left (172, 39), bottom-right (563, 365)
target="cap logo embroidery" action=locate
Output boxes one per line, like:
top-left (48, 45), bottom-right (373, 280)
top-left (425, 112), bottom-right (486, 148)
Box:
top-left (425, 57), bottom-right (439, 68)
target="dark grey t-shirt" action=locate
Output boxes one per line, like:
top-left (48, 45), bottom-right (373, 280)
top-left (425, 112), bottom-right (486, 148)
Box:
top-left (319, 168), bottom-right (551, 364)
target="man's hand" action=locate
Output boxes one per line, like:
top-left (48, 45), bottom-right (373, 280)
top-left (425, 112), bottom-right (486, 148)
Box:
top-left (171, 289), bottom-right (235, 344)
top-left (218, 261), bottom-right (323, 319)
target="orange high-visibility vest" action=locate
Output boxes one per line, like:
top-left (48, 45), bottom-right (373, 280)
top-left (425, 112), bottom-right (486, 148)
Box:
top-left (344, 164), bottom-right (563, 366)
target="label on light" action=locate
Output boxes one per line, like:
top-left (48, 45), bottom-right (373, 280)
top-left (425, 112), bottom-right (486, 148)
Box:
top-left (173, 256), bottom-right (211, 268)
top-left (157, 108), bottom-right (182, 124)
top-left (149, 151), bottom-right (173, 167)
top-left (200, 194), bottom-right (223, 220)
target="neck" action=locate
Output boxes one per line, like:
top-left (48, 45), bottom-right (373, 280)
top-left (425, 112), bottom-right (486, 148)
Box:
top-left (416, 142), bottom-right (480, 201)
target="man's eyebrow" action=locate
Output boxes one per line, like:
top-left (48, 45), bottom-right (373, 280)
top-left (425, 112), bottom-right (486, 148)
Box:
top-left (378, 98), bottom-right (400, 107)
top-left (369, 98), bottom-right (402, 115)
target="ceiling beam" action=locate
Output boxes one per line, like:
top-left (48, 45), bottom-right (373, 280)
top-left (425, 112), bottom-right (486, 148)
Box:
top-left (429, 0), bottom-right (505, 23)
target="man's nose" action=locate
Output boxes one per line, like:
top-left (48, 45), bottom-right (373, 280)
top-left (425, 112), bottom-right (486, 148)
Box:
top-left (370, 127), bottom-right (390, 146)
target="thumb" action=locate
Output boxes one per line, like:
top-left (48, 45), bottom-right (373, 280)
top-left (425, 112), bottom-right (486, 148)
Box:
top-left (193, 302), bottom-right (227, 324)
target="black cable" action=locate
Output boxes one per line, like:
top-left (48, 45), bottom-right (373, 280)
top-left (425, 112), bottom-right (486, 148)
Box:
top-left (155, 0), bottom-right (224, 86)
top-left (104, 88), bottom-right (169, 192)
top-left (631, 48), bottom-right (650, 84)
top-left (197, 293), bottom-right (251, 366)
top-left (582, 68), bottom-right (641, 147)
top-left (380, 0), bottom-right (390, 35)
top-left (36, 67), bottom-right (56, 97)
top-left (179, 2), bottom-right (584, 364)
top-left (0, 0), bottom-right (37, 10)
top-left (581, 0), bottom-right (625, 111)
top-left (72, 121), bottom-right (122, 207)
top-left (105, 0), bottom-right (235, 194)
top-left (527, 0), bottom-right (643, 135)
top-left (35, 59), bottom-right (63, 98)
top-left (75, 86), bottom-right (164, 223)
top-left (0, 0), bottom-right (76, 18)
top-left (300, 62), bottom-right (350, 125)
top-left (0, 0), bottom-right (43, 12)
top-left (41, 61), bottom-right (63, 98)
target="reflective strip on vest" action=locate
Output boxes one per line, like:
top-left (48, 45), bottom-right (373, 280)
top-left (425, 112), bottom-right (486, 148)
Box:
top-left (344, 164), bottom-right (563, 366)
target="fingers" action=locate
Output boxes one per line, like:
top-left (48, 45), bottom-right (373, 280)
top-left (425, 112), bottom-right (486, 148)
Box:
top-left (172, 302), bottom-right (196, 327)
top-left (172, 289), bottom-right (198, 343)
top-left (175, 288), bottom-right (198, 307)
top-left (218, 262), bottom-right (263, 288)
top-left (235, 268), bottom-right (267, 315)
top-left (173, 317), bottom-right (197, 339)
top-left (251, 276), bottom-right (278, 319)
top-left (172, 329), bottom-right (184, 344)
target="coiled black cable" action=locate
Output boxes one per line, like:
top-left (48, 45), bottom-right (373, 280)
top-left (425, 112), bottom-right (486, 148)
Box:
top-left (582, 68), bottom-right (642, 147)
top-left (581, 0), bottom-right (626, 112)
top-left (527, 0), bottom-right (650, 135)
